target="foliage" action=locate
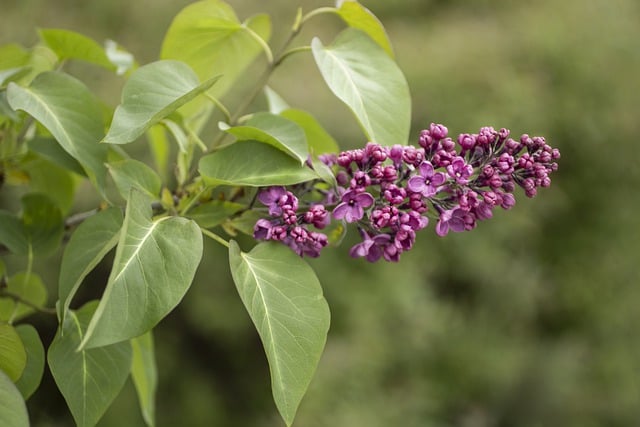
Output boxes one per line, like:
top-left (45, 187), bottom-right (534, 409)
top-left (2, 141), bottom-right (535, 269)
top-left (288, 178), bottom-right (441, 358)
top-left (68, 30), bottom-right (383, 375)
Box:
top-left (0, 0), bottom-right (597, 426)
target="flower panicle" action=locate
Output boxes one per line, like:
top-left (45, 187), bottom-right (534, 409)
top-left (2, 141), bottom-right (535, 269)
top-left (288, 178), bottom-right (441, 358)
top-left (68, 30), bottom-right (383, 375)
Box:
top-left (252, 123), bottom-right (560, 262)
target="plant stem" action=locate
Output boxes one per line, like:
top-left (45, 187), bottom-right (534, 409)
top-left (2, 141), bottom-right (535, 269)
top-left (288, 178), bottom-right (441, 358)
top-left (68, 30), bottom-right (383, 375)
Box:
top-left (201, 228), bottom-right (230, 249)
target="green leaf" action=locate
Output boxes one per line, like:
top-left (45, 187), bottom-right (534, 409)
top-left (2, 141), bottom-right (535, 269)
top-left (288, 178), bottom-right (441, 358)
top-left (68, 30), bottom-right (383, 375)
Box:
top-left (161, 118), bottom-right (189, 153)
top-left (229, 241), bottom-right (330, 426)
top-left (0, 44), bottom-right (30, 71)
top-left (186, 200), bottom-right (245, 229)
top-left (80, 189), bottom-right (203, 349)
top-left (146, 125), bottom-right (170, 180)
top-left (48, 301), bottom-right (132, 427)
top-left (221, 112), bottom-right (309, 164)
top-left (21, 193), bottom-right (64, 256)
top-left (0, 211), bottom-right (27, 255)
top-left (264, 86), bottom-right (290, 114)
top-left (199, 141), bottom-right (318, 187)
top-left (22, 153), bottom-right (78, 214)
top-left (6, 72), bottom-right (108, 192)
top-left (0, 370), bottom-right (29, 427)
top-left (58, 207), bottom-right (123, 324)
top-left (0, 273), bottom-right (48, 323)
top-left (38, 28), bottom-right (115, 70)
top-left (0, 324), bottom-right (27, 382)
top-left (226, 210), bottom-right (263, 236)
top-left (161, 1), bottom-right (272, 100)
top-left (14, 324), bottom-right (45, 400)
top-left (311, 28), bottom-right (411, 146)
top-left (102, 60), bottom-right (220, 144)
top-left (28, 136), bottom-right (86, 176)
top-left (108, 159), bottom-right (162, 200)
top-left (131, 331), bottom-right (157, 427)
top-left (335, 0), bottom-right (394, 57)
top-left (280, 109), bottom-right (339, 155)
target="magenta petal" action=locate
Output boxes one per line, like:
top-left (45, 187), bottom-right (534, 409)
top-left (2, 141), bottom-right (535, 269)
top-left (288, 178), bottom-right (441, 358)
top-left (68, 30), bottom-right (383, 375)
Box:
top-left (407, 176), bottom-right (426, 193)
top-left (354, 192), bottom-right (374, 208)
top-left (332, 202), bottom-right (349, 220)
top-left (418, 161), bottom-right (435, 177)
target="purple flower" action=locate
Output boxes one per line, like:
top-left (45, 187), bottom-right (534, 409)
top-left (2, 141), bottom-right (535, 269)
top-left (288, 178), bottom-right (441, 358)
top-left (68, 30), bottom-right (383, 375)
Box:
top-left (407, 161), bottom-right (446, 197)
top-left (253, 219), bottom-right (273, 240)
top-left (349, 231), bottom-right (392, 262)
top-left (258, 186), bottom-right (287, 215)
top-left (333, 189), bottom-right (374, 223)
top-left (446, 156), bottom-right (473, 185)
top-left (435, 207), bottom-right (472, 236)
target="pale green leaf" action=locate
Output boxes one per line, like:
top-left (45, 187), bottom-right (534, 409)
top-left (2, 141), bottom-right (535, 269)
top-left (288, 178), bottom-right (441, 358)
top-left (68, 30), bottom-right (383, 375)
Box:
top-left (199, 141), bottom-right (318, 187)
top-left (0, 273), bottom-right (48, 323)
top-left (48, 301), bottom-right (132, 427)
top-left (102, 60), bottom-right (220, 144)
top-left (280, 109), bottom-right (339, 155)
top-left (0, 324), bottom-right (27, 382)
top-left (58, 207), bottom-right (123, 323)
top-left (38, 28), bottom-right (115, 70)
top-left (161, 1), bottom-right (272, 101)
top-left (80, 189), bottom-right (203, 349)
top-left (161, 118), bottom-right (189, 153)
top-left (229, 241), bottom-right (330, 426)
top-left (131, 331), bottom-right (157, 427)
top-left (6, 72), bottom-right (108, 192)
top-left (335, 0), bottom-right (394, 57)
top-left (264, 86), bottom-right (290, 114)
top-left (108, 159), bottom-right (162, 200)
top-left (0, 44), bottom-right (30, 71)
top-left (0, 370), bottom-right (29, 427)
top-left (146, 125), bottom-right (170, 180)
top-left (222, 112), bottom-right (309, 164)
top-left (186, 200), bottom-right (245, 229)
top-left (311, 28), bottom-right (411, 146)
top-left (14, 324), bottom-right (45, 400)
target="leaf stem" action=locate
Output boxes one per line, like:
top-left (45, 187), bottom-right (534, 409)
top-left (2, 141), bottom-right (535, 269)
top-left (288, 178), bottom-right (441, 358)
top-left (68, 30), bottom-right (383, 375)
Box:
top-left (301, 7), bottom-right (337, 26)
top-left (201, 227), bottom-right (230, 248)
top-left (204, 93), bottom-right (232, 124)
top-left (0, 289), bottom-right (58, 316)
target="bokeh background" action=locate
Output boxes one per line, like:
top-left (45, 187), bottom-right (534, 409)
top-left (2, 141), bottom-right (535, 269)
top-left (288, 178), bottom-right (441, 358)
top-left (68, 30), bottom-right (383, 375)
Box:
top-left (3, 0), bottom-right (640, 426)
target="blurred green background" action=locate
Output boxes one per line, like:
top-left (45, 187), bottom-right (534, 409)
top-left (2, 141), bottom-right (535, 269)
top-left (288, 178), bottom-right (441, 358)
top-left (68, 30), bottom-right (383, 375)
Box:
top-left (3, 0), bottom-right (640, 426)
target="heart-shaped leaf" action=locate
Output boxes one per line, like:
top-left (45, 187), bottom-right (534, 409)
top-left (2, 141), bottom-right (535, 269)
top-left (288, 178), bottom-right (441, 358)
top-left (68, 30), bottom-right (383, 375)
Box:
top-left (58, 207), bottom-right (123, 324)
top-left (14, 325), bottom-right (45, 400)
top-left (102, 60), bottom-right (220, 144)
top-left (312, 28), bottom-right (411, 147)
top-left (161, 1), bottom-right (271, 100)
top-left (80, 189), bottom-right (203, 349)
top-left (6, 72), bottom-right (108, 192)
top-left (229, 241), bottom-right (330, 427)
top-left (199, 141), bottom-right (318, 187)
top-left (221, 112), bottom-right (309, 164)
top-left (48, 301), bottom-right (132, 427)
top-left (280, 109), bottom-right (339, 155)
top-left (0, 370), bottom-right (29, 427)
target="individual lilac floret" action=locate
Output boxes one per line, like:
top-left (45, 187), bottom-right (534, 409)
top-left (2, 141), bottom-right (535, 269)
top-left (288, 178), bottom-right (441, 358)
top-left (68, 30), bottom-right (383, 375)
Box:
top-left (435, 207), bottom-right (473, 236)
top-left (407, 161), bottom-right (446, 197)
top-left (349, 231), bottom-right (392, 262)
top-left (333, 189), bottom-right (374, 223)
top-left (446, 156), bottom-right (473, 185)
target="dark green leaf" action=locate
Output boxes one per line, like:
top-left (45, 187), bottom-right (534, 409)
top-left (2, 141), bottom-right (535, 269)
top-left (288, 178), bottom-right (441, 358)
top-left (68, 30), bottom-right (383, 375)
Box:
top-left (58, 207), bottom-right (123, 324)
top-left (222, 112), bottom-right (309, 164)
top-left (186, 200), bottom-right (245, 229)
top-left (22, 153), bottom-right (78, 214)
top-left (27, 137), bottom-right (86, 176)
top-left (0, 370), bottom-right (29, 427)
top-left (14, 324), bottom-right (45, 400)
top-left (102, 60), bottom-right (220, 144)
top-left (21, 193), bottom-right (64, 256)
top-left (0, 211), bottom-right (27, 255)
top-left (80, 190), bottom-right (203, 349)
top-left (229, 241), bottom-right (330, 427)
top-left (311, 29), bottom-right (411, 146)
top-left (199, 141), bottom-right (319, 187)
top-left (6, 72), bottom-right (108, 192)
top-left (48, 301), bottom-right (132, 427)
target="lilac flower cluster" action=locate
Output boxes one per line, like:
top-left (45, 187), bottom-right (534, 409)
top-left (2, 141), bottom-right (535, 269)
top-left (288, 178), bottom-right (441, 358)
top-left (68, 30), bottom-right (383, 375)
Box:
top-left (253, 123), bottom-right (560, 262)
top-left (253, 186), bottom-right (329, 257)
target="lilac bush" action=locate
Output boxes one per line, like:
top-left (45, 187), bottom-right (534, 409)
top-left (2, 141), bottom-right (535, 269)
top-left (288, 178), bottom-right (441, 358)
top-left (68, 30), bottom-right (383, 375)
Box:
top-left (254, 123), bottom-right (560, 262)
